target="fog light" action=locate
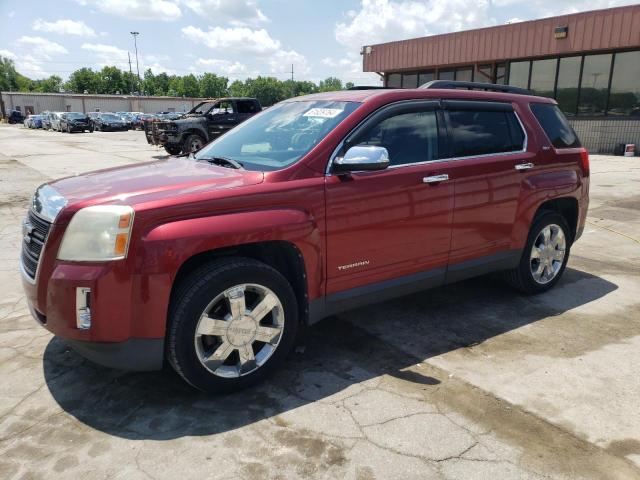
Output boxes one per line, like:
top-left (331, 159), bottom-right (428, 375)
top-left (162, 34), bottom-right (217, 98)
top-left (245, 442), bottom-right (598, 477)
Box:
top-left (76, 287), bottom-right (91, 329)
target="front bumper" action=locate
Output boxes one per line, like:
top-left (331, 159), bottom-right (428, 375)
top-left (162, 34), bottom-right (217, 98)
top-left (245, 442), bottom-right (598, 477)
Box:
top-left (23, 260), bottom-right (167, 371)
top-left (64, 337), bottom-right (164, 371)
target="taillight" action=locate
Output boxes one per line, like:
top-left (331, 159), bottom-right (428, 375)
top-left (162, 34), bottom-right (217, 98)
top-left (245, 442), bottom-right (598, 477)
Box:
top-left (579, 148), bottom-right (589, 176)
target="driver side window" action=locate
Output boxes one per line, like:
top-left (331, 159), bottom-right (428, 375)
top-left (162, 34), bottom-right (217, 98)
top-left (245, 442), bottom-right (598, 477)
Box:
top-left (356, 110), bottom-right (439, 166)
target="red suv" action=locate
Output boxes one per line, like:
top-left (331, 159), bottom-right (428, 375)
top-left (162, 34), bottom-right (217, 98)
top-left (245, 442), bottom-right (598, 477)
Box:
top-left (21, 82), bottom-right (589, 392)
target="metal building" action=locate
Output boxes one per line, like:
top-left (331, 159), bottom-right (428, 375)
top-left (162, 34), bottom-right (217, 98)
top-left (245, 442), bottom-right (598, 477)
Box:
top-left (361, 5), bottom-right (640, 153)
top-left (0, 92), bottom-right (207, 117)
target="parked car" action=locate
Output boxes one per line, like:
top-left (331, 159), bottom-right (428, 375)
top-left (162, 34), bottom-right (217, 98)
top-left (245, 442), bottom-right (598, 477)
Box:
top-left (8, 110), bottom-right (24, 124)
top-left (116, 112), bottom-right (135, 129)
top-left (49, 112), bottom-right (63, 131)
top-left (60, 112), bottom-right (93, 133)
top-left (41, 112), bottom-right (52, 130)
top-left (24, 115), bottom-right (43, 129)
top-left (21, 81), bottom-right (589, 393)
top-left (92, 112), bottom-right (128, 131)
top-left (145, 98), bottom-right (261, 155)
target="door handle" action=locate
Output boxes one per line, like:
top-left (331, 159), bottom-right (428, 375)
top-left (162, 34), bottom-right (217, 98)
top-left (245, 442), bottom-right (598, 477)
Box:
top-left (515, 163), bottom-right (535, 171)
top-left (423, 174), bottom-right (449, 184)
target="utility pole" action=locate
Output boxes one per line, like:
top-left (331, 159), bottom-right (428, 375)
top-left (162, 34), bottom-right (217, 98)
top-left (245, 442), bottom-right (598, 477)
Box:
top-left (291, 64), bottom-right (294, 98)
top-left (130, 31), bottom-right (141, 94)
top-left (127, 52), bottom-right (134, 94)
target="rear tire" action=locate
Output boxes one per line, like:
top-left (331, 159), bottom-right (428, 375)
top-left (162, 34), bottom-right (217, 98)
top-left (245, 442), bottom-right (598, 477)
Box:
top-left (167, 258), bottom-right (299, 393)
top-left (503, 212), bottom-right (571, 294)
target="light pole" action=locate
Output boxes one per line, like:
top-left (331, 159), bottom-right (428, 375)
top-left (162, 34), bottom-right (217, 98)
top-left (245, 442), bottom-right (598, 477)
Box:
top-left (130, 31), bottom-right (141, 94)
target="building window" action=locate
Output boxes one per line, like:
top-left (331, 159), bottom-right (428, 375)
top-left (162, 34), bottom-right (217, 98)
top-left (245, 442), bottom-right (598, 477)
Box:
top-left (508, 61), bottom-right (530, 89)
top-left (387, 73), bottom-right (401, 88)
top-left (418, 71), bottom-right (434, 86)
top-left (476, 64), bottom-right (493, 83)
top-left (608, 51), bottom-right (640, 117)
top-left (578, 53), bottom-right (612, 116)
top-left (438, 70), bottom-right (455, 81)
top-left (456, 67), bottom-right (473, 82)
top-left (556, 56), bottom-right (582, 116)
top-left (495, 63), bottom-right (507, 84)
top-left (529, 58), bottom-right (557, 98)
top-left (402, 74), bottom-right (418, 88)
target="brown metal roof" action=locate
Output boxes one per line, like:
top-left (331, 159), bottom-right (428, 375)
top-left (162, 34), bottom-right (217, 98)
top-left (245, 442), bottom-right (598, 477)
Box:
top-left (362, 5), bottom-right (640, 73)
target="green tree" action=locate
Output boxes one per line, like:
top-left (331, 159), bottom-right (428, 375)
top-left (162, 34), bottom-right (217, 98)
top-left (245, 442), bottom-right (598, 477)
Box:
top-left (345, 81), bottom-right (355, 89)
top-left (34, 75), bottom-right (63, 93)
top-left (228, 79), bottom-right (248, 97)
top-left (318, 77), bottom-right (343, 92)
top-left (243, 76), bottom-right (288, 106)
top-left (199, 73), bottom-right (228, 98)
top-left (99, 66), bottom-right (127, 94)
top-left (65, 67), bottom-right (99, 93)
top-left (182, 74), bottom-right (199, 97)
top-left (167, 75), bottom-right (183, 96)
top-left (0, 56), bottom-right (31, 92)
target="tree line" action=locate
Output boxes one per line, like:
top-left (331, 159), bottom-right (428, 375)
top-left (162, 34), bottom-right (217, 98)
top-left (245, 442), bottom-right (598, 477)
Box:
top-left (1, 57), bottom-right (355, 106)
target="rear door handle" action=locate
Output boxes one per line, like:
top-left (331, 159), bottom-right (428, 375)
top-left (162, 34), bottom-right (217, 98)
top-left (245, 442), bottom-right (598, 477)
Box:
top-left (423, 174), bottom-right (449, 184)
top-left (515, 163), bottom-right (535, 171)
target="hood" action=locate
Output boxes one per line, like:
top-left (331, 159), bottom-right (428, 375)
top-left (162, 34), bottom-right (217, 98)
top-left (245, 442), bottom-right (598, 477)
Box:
top-left (49, 157), bottom-right (264, 214)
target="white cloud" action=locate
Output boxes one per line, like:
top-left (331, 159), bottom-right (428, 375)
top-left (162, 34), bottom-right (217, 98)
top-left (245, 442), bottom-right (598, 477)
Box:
top-left (183, 0), bottom-right (268, 26)
top-left (81, 43), bottom-right (176, 74)
top-left (82, 43), bottom-right (129, 65)
top-left (335, 0), bottom-right (492, 46)
top-left (269, 49), bottom-right (310, 76)
top-left (16, 36), bottom-right (69, 57)
top-left (196, 58), bottom-right (248, 75)
top-left (75, 0), bottom-right (181, 21)
top-left (0, 49), bottom-right (17, 60)
top-left (182, 25), bottom-right (280, 54)
top-left (32, 18), bottom-right (96, 37)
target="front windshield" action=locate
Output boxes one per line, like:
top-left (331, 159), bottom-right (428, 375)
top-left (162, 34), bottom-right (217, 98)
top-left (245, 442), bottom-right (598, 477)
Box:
top-left (194, 100), bottom-right (360, 171)
top-left (67, 112), bottom-right (86, 119)
top-left (101, 114), bottom-right (120, 121)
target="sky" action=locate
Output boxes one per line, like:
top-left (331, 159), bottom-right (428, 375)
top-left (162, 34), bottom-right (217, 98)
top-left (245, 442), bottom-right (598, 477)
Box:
top-left (0, 0), bottom-right (637, 86)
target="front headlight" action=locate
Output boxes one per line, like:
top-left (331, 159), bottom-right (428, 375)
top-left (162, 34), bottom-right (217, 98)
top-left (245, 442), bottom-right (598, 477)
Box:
top-left (57, 205), bottom-right (134, 261)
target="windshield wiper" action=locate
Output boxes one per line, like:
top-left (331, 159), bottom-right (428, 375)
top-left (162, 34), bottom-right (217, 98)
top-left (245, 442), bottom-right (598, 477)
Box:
top-left (197, 155), bottom-right (244, 170)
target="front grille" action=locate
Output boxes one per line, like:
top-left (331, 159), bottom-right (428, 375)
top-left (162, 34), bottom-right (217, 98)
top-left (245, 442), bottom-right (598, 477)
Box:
top-left (21, 210), bottom-right (52, 280)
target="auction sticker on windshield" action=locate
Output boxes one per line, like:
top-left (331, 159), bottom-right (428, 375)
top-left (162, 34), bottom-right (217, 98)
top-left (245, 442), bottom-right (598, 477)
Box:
top-left (303, 108), bottom-right (344, 118)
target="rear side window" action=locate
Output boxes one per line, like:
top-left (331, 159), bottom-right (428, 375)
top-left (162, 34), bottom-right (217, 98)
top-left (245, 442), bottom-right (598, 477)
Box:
top-left (237, 100), bottom-right (259, 114)
top-left (530, 103), bottom-right (581, 148)
top-left (447, 110), bottom-right (524, 157)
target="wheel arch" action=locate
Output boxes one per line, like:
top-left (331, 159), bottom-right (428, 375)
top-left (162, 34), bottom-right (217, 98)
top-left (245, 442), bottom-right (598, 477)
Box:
top-left (169, 240), bottom-right (309, 325)
top-left (533, 197), bottom-right (579, 242)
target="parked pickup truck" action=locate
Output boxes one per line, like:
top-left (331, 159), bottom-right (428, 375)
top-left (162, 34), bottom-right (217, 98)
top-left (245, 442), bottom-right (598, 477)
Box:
top-left (145, 97), bottom-right (262, 155)
top-left (22, 81), bottom-right (589, 393)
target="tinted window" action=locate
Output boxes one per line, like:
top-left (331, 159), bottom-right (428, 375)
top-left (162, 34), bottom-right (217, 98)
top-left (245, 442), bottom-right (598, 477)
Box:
top-left (509, 61), bottom-right (530, 89)
top-left (438, 70), bottom-right (455, 81)
top-left (495, 63), bottom-right (507, 85)
top-left (418, 72), bottom-right (434, 86)
top-left (456, 67), bottom-right (473, 82)
top-left (556, 56), bottom-right (582, 116)
top-left (387, 73), bottom-right (401, 88)
top-left (448, 110), bottom-right (522, 157)
top-left (476, 64), bottom-right (493, 83)
top-left (530, 103), bottom-right (581, 148)
top-left (608, 51), bottom-right (640, 117)
top-left (237, 100), bottom-right (259, 114)
top-left (356, 110), bottom-right (439, 166)
top-left (530, 58), bottom-right (556, 98)
top-left (402, 74), bottom-right (418, 88)
top-left (578, 54), bottom-right (612, 116)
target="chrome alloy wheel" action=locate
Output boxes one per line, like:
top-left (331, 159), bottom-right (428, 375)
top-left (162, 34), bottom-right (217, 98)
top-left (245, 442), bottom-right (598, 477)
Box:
top-left (530, 224), bottom-right (566, 284)
top-left (189, 137), bottom-right (204, 151)
top-left (194, 284), bottom-right (284, 378)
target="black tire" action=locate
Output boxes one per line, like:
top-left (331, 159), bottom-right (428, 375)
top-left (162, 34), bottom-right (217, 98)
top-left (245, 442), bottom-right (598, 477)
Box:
top-left (167, 257), bottom-right (299, 393)
top-left (182, 134), bottom-right (205, 154)
top-left (503, 212), bottom-right (572, 294)
top-left (66, 124), bottom-right (71, 133)
top-left (164, 144), bottom-right (182, 155)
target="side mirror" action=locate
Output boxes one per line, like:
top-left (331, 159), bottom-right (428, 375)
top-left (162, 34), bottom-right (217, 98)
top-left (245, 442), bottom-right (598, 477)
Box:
top-left (333, 145), bottom-right (390, 173)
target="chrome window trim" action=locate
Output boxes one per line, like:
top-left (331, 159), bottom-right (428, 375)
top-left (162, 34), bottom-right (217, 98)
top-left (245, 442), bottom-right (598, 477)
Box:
top-left (326, 101), bottom-right (528, 175)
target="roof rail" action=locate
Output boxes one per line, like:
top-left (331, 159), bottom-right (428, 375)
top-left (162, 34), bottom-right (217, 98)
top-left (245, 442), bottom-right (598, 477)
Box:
top-left (420, 80), bottom-right (532, 95)
top-left (346, 86), bottom-right (393, 90)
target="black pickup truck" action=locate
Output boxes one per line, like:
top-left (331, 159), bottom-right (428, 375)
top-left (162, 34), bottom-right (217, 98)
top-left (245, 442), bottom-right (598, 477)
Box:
top-left (145, 97), bottom-right (262, 155)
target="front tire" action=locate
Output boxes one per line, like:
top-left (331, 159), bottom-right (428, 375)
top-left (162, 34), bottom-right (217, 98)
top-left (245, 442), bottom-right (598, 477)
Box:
top-left (182, 134), bottom-right (205, 154)
top-left (503, 212), bottom-right (571, 294)
top-left (164, 144), bottom-right (182, 155)
top-left (167, 258), bottom-right (299, 393)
